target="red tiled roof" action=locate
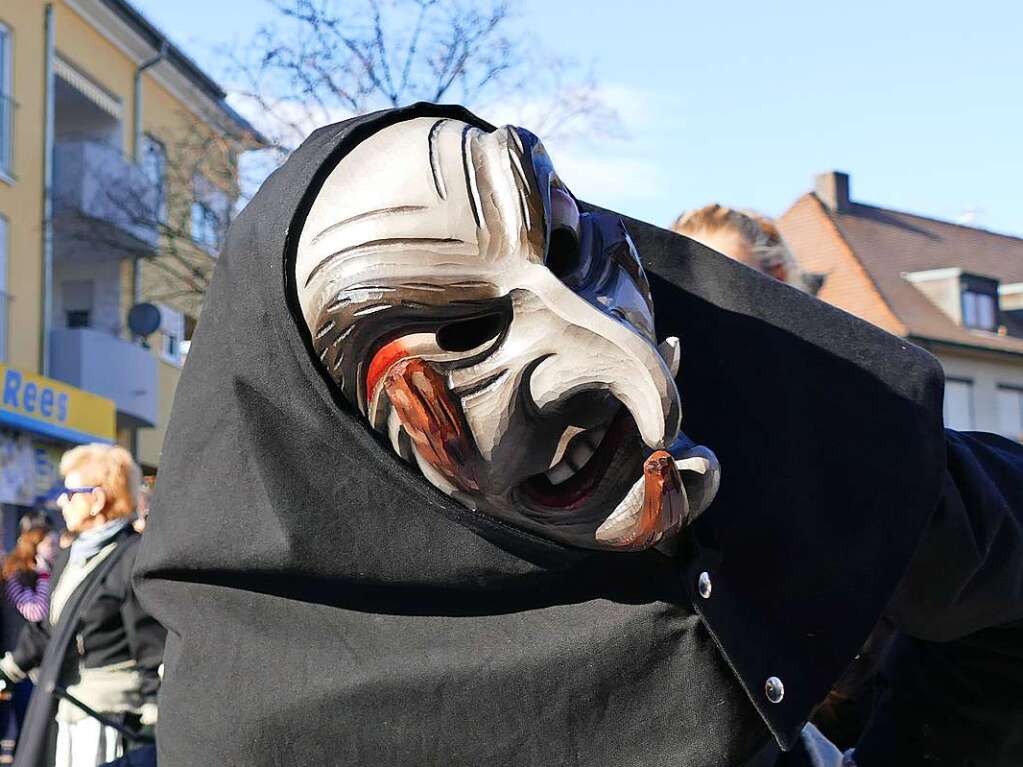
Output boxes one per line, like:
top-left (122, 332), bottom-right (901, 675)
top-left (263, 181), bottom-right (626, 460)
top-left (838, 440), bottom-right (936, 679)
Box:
top-left (780, 193), bottom-right (1023, 355)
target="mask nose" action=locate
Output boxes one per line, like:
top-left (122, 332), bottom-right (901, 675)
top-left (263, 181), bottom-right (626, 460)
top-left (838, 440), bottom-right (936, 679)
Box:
top-left (524, 269), bottom-right (682, 450)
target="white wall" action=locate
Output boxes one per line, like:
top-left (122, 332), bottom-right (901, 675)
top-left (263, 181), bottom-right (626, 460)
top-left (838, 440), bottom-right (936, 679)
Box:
top-left (937, 348), bottom-right (1023, 438)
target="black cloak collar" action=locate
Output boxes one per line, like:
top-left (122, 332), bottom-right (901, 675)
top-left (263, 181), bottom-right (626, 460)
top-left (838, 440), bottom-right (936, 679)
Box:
top-left (135, 103), bottom-right (945, 762)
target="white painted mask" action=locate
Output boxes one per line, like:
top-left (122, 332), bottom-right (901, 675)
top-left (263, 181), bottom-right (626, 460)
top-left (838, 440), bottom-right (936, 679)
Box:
top-left (295, 117), bottom-right (719, 550)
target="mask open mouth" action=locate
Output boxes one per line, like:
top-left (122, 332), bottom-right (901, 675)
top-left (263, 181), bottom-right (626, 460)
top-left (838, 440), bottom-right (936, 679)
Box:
top-left (517, 402), bottom-right (721, 550)
top-left (518, 407), bottom-right (642, 510)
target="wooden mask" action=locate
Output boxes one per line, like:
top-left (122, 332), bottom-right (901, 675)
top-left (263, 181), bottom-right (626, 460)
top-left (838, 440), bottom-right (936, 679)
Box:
top-left (294, 117), bottom-right (719, 550)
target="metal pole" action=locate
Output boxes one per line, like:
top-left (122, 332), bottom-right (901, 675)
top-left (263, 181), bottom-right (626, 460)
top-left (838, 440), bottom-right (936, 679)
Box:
top-left (40, 4), bottom-right (55, 377)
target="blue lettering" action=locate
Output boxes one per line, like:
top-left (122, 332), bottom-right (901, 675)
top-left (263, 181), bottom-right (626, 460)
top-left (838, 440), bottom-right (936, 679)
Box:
top-left (23, 382), bottom-right (37, 412)
top-left (57, 393), bottom-right (69, 422)
top-left (40, 388), bottom-right (54, 418)
top-left (3, 371), bottom-right (20, 407)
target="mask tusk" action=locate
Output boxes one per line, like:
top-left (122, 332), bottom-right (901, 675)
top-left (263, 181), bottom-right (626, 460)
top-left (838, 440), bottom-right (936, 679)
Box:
top-left (657, 336), bottom-right (681, 378)
top-left (595, 441), bottom-right (721, 550)
top-left (594, 451), bottom-right (687, 550)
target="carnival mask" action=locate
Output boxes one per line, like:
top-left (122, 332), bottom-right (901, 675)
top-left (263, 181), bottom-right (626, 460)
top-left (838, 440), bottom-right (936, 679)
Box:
top-left (294, 117), bottom-right (719, 551)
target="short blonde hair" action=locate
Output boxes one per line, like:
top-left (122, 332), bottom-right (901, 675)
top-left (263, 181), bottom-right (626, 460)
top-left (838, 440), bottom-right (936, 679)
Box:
top-left (60, 444), bottom-right (141, 521)
top-left (673, 204), bottom-right (806, 289)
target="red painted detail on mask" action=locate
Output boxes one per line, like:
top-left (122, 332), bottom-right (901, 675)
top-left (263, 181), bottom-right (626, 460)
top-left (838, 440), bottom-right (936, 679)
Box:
top-left (383, 357), bottom-right (482, 493)
top-left (630, 450), bottom-right (685, 550)
top-left (365, 339), bottom-right (410, 404)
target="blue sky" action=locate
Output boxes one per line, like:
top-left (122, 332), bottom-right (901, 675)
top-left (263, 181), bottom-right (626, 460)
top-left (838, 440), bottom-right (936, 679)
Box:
top-left (134, 0), bottom-right (1023, 236)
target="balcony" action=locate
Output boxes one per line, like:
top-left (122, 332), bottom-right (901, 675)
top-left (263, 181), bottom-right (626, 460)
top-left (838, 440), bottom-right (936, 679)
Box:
top-left (48, 328), bottom-right (158, 428)
top-left (53, 141), bottom-right (160, 252)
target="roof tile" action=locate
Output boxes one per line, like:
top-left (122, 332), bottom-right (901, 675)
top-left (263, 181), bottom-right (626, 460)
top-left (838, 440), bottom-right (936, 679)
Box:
top-left (780, 193), bottom-right (1023, 355)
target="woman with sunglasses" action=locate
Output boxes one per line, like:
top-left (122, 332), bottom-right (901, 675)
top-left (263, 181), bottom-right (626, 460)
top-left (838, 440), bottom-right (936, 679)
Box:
top-left (0, 444), bottom-right (165, 767)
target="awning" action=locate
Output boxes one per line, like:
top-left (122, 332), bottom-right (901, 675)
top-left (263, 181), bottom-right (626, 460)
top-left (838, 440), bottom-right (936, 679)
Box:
top-left (54, 55), bottom-right (123, 120)
top-left (0, 364), bottom-right (115, 444)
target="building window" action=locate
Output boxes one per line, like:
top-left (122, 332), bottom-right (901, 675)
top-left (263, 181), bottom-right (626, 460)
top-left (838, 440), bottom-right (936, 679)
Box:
top-left (943, 378), bottom-right (974, 431)
top-left (962, 289), bottom-right (997, 331)
top-left (190, 174), bottom-right (230, 253)
top-left (0, 214), bottom-right (7, 361)
top-left (190, 200), bottom-right (221, 251)
top-left (997, 386), bottom-right (1023, 442)
top-left (0, 23), bottom-right (12, 178)
top-left (158, 304), bottom-right (185, 365)
top-left (66, 310), bottom-right (90, 328)
top-left (141, 134), bottom-right (166, 224)
top-left (181, 313), bottom-right (196, 358)
top-left (61, 280), bottom-right (94, 330)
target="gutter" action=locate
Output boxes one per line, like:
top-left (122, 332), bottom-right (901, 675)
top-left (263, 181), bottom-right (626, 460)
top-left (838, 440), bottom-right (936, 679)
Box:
top-left (133, 41), bottom-right (167, 162)
top-left (132, 41), bottom-right (167, 309)
top-left (101, 0), bottom-right (269, 148)
top-left (40, 4), bottom-right (55, 376)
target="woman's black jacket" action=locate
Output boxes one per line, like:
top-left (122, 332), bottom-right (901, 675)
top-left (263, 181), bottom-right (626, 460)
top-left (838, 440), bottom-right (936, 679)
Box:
top-left (9, 528), bottom-right (164, 767)
top-left (11, 529), bottom-right (164, 698)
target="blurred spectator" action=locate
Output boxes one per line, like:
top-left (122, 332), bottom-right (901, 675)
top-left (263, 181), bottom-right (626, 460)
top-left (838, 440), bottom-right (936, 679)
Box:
top-left (4, 513), bottom-right (58, 623)
top-left (673, 204), bottom-right (822, 293)
top-left (0, 445), bottom-right (165, 767)
top-left (0, 513), bottom-right (57, 764)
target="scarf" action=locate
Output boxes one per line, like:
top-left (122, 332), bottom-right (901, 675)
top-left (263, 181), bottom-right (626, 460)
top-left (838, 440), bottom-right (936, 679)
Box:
top-left (68, 517), bottom-right (132, 567)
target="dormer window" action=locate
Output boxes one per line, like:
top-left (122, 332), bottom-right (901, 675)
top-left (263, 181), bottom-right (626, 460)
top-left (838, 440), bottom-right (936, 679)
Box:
top-left (959, 273), bottom-right (1000, 331)
top-left (962, 288), bottom-right (997, 331)
top-left (904, 269), bottom-right (1002, 333)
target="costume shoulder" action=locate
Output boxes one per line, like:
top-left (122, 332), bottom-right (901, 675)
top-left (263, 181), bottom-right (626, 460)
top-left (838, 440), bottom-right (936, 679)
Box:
top-left (618, 214), bottom-right (946, 746)
top-left (135, 104), bottom-right (948, 761)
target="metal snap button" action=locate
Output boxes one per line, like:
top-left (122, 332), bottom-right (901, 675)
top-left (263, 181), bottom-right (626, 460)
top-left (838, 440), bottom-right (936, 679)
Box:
top-left (765, 676), bottom-right (784, 703)
top-left (697, 571), bottom-right (712, 599)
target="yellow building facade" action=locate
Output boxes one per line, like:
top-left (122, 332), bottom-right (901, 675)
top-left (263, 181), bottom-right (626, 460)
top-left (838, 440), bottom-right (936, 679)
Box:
top-left (0, 0), bottom-right (261, 496)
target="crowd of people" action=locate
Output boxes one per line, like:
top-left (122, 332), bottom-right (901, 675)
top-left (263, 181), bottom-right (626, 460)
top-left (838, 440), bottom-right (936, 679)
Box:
top-left (0, 444), bottom-right (163, 767)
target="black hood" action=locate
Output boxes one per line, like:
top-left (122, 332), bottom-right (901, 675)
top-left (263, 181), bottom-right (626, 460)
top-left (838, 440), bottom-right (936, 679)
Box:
top-left (135, 103), bottom-right (945, 764)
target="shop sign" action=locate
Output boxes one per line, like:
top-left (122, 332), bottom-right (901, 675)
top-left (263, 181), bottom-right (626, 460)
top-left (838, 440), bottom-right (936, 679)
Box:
top-left (0, 364), bottom-right (115, 444)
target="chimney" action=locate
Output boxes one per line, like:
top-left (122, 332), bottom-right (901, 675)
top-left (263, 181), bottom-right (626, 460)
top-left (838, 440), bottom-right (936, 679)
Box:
top-left (815, 171), bottom-right (850, 211)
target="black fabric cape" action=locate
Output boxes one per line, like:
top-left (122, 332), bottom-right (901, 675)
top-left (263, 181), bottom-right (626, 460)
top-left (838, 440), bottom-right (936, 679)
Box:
top-left (134, 103), bottom-right (945, 766)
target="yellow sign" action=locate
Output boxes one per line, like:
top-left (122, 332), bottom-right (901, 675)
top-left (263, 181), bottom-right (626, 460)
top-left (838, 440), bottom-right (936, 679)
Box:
top-left (0, 364), bottom-right (115, 444)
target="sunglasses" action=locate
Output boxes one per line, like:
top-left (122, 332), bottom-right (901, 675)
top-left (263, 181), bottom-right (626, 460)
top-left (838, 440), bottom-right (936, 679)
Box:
top-left (58, 486), bottom-right (98, 504)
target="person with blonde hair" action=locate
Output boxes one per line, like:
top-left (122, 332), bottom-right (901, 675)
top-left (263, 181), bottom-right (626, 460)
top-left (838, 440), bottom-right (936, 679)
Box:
top-left (0, 444), bottom-right (164, 767)
top-left (673, 204), bottom-right (821, 293)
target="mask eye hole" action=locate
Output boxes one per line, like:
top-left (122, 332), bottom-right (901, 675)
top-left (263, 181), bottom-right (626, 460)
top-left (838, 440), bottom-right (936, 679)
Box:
top-left (546, 227), bottom-right (581, 279)
top-left (436, 313), bottom-right (505, 352)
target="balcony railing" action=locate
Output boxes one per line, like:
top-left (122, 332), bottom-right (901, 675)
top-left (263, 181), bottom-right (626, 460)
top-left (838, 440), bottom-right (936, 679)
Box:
top-left (53, 141), bottom-right (160, 249)
top-left (49, 327), bottom-right (158, 427)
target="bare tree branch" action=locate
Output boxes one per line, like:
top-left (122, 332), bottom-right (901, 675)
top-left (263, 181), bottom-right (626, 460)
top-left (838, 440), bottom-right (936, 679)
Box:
top-left (223, 0), bottom-right (620, 164)
top-left (57, 0), bottom-right (623, 315)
